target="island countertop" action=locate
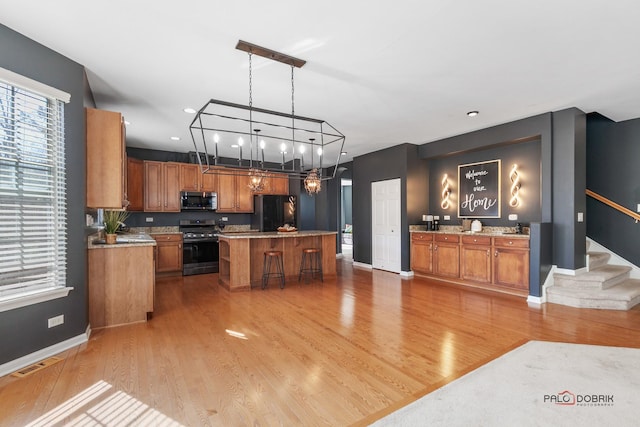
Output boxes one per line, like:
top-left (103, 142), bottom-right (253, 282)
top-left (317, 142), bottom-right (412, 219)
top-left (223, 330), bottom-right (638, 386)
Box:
top-left (218, 230), bottom-right (337, 291)
top-left (218, 230), bottom-right (338, 240)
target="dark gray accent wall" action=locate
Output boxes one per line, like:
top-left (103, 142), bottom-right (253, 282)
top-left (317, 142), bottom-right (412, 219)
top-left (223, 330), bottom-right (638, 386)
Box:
top-left (586, 114), bottom-right (640, 266)
top-left (0, 24), bottom-right (87, 364)
top-left (552, 108), bottom-right (587, 270)
top-left (426, 139), bottom-right (542, 227)
top-left (352, 144), bottom-right (428, 270)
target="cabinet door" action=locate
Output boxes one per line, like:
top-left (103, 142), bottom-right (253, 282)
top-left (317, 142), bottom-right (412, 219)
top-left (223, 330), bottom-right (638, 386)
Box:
top-left (180, 163), bottom-right (200, 191)
top-left (86, 108), bottom-right (125, 209)
top-left (144, 161), bottom-right (164, 211)
top-left (216, 173), bottom-right (237, 212)
top-left (268, 173), bottom-right (289, 195)
top-left (411, 241), bottom-right (433, 274)
top-left (235, 172), bottom-right (254, 212)
top-left (493, 248), bottom-right (529, 290)
top-left (201, 171), bottom-right (217, 192)
top-left (434, 242), bottom-right (460, 278)
top-left (164, 163), bottom-right (181, 212)
top-left (127, 157), bottom-right (144, 211)
top-left (461, 245), bottom-right (492, 283)
top-left (154, 235), bottom-right (183, 273)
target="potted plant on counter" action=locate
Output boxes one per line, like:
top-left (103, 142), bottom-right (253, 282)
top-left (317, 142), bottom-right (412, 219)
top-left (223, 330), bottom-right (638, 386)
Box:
top-left (103, 210), bottom-right (130, 244)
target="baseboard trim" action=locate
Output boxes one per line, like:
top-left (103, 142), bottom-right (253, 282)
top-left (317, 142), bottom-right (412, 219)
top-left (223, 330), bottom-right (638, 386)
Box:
top-left (555, 266), bottom-right (588, 276)
top-left (400, 270), bottom-right (414, 278)
top-left (0, 330), bottom-right (89, 378)
top-left (527, 295), bottom-right (543, 306)
top-left (353, 261), bottom-right (372, 270)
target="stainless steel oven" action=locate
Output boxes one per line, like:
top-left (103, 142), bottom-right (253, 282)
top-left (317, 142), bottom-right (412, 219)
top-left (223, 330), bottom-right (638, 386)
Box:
top-left (179, 219), bottom-right (219, 275)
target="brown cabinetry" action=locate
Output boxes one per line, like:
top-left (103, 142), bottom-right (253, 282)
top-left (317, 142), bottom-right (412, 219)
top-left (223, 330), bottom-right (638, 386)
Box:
top-left (152, 234), bottom-right (183, 274)
top-left (86, 108), bottom-right (127, 209)
top-left (144, 161), bottom-right (181, 212)
top-left (410, 233), bottom-right (433, 274)
top-left (493, 237), bottom-right (529, 291)
top-left (88, 245), bottom-right (155, 328)
top-left (433, 234), bottom-right (460, 278)
top-left (254, 172), bottom-right (290, 195)
top-left (460, 235), bottom-right (492, 283)
top-left (216, 169), bottom-right (254, 213)
top-left (126, 157), bottom-right (144, 211)
top-left (180, 163), bottom-right (218, 192)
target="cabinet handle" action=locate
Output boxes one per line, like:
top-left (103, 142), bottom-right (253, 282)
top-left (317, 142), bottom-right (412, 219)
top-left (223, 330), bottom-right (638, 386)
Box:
top-left (179, 244), bottom-right (182, 249)
top-left (509, 241), bottom-right (513, 245)
top-left (487, 249), bottom-right (490, 257)
top-left (444, 237), bottom-right (448, 240)
top-left (435, 245), bottom-right (438, 251)
top-left (494, 251), bottom-right (498, 257)
top-left (473, 238), bottom-right (477, 242)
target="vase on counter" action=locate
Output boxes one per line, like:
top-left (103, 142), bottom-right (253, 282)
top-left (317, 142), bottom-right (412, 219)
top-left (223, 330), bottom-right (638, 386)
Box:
top-left (105, 233), bottom-right (117, 245)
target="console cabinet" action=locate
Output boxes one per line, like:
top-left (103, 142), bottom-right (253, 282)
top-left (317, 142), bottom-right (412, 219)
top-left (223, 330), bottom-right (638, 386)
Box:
top-left (152, 233), bottom-right (183, 274)
top-left (411, 232), bottom-right (529, 295)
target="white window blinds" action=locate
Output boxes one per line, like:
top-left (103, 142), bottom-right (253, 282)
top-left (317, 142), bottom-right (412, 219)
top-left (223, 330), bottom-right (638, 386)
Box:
top-left (0, 78), bottom-right (68, 299)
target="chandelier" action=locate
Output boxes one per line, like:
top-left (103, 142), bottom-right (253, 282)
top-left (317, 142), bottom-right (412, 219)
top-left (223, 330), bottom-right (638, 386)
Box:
top-left (189, 40), bottom-right (345, 195)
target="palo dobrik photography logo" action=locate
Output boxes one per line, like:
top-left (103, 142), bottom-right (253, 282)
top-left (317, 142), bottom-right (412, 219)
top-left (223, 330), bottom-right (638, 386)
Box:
top-left (544, 390), bottom-right (576, 405)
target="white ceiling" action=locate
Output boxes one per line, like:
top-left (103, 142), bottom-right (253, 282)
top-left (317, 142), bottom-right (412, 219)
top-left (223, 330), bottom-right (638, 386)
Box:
top-left (2, 1), bottom-right (640, 163)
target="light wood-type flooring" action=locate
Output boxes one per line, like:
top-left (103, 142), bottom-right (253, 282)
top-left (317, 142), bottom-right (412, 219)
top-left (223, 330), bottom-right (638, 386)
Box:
top-left (2, 259), bottom-right (640, 426)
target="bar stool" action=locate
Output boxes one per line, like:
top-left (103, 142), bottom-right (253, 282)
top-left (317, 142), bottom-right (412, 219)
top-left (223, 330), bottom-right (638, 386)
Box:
top-left (262, 250), bottom-right (285, 289)
top-left (298, 248), bottom-right (323, 283)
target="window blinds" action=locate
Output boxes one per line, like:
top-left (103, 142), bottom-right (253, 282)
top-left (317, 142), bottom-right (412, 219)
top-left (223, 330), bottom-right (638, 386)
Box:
top-left (0, 80), bottom-right (67, 298)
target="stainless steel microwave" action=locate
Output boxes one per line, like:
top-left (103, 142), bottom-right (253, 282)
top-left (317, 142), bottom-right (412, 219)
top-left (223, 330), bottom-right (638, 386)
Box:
top-left (180, 191), bottom-right (217, 211)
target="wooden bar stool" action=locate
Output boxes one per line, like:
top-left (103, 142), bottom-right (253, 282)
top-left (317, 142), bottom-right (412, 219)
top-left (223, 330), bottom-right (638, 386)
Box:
top-left (298, 248), bottom-right (323, 283)
top-left (262, 250), bottom-right (285, 289)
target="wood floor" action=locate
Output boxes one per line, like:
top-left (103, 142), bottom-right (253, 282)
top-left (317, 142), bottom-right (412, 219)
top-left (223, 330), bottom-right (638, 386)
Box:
top-left (2, 259), bottom-right (640, 426)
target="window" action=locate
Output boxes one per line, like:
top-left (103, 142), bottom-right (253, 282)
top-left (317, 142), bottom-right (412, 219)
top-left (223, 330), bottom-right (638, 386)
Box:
top-left (0, 68), bottom-right (71, 312)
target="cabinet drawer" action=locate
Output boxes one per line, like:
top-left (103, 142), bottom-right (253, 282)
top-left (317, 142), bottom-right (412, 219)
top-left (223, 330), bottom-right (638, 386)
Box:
top-left (461, 235), bottom-right (491, 245)
top-left (411, 233), bottom-right (433, 242)
top-left (493, 237), bottom-right (529, 248)
top-left (152, 233), bottom-right (182, 242)
top-left (435, 234), bottom-right (459, 243)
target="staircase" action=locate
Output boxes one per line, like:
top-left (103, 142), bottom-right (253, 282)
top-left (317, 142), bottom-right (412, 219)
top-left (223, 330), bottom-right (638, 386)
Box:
top-left (547, 241), bottom-right (640, 310)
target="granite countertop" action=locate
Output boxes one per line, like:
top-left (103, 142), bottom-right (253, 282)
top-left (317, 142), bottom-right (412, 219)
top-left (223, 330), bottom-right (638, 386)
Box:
top-left (88, 232), bottom-right (157, 249)
top-left (130, 226), bottom-right (181, 235)
top-left (218, 230), bottom-right (338, 239)
top-left (410, 225), bottom-right (529, 239)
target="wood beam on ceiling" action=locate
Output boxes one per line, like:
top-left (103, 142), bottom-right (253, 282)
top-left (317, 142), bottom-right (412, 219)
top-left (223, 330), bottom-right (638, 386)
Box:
top-left (235, 40), bottom-right (306, 68)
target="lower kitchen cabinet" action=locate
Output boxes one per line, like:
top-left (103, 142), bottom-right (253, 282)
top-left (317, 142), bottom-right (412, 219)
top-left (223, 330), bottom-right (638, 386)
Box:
top-left (433, 234), bottom-right (460, 278)
top-left (152, 233), bottom-right (183, 274)
top-left (460, 235), bottom-right (492, 283)
top-left (410, 233), bottom-right (433, 274)
top-left (88, 244), bottom-right (155, 328)
top-left (493, 237), bottom-right (530, 291)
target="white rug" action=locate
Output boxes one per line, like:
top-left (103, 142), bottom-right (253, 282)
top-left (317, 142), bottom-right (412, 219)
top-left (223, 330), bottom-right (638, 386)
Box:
top-left (372, 341), bottom-right (640, 426)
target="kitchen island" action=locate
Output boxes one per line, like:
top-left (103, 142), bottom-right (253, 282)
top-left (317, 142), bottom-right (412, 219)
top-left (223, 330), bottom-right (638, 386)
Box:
top-left (218, 231), bottom-right (338, 291)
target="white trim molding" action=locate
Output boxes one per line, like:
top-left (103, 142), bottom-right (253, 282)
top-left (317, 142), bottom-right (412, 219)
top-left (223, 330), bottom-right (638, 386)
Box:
top-left (554, 266), bottom-right (588, 276)
top-left (353, 261), bottom-right (373, 270)
top-left (0, 287), bottom-right (73, 313)
top-left (400, 270), bottom-right (414, 278)
top-left (0, 329), bottom-right (89, 377)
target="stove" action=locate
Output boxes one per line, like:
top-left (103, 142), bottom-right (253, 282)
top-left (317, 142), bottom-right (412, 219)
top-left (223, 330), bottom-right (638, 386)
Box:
top-left (179, 219), bottom-right (219, 275)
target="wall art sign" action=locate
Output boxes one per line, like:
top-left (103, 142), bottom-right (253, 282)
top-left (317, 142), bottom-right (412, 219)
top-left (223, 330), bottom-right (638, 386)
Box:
top-left (458, 159), bottom-right (501, 218)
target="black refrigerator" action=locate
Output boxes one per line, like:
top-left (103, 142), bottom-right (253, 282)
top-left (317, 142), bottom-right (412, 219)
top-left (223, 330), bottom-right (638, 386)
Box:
top-left (252, 195), bottom-right (297, 231)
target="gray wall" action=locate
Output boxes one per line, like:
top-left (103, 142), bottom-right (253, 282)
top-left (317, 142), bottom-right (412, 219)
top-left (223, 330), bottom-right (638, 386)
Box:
top-left (0, 24), bottom-right (88, 364)
top-left (352, 144), bottom-right (429, 270)
top-left (586, 113), bottom-right (640, 266)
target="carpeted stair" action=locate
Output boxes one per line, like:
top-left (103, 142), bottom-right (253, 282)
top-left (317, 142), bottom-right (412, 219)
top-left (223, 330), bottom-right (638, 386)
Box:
top-left (547, 242), bottom-right (640, 310)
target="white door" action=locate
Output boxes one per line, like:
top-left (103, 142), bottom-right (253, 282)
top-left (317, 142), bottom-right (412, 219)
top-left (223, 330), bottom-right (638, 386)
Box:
top-left (372, 178), bottom-right (401, 273)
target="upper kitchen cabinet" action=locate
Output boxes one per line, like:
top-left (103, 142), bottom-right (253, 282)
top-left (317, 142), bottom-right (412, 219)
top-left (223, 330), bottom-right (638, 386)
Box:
top-left (144, 161), bottom-right (180, 212)
top-left (126, 157), bottom-right (144, 211)
top-left (216, 168), bottom-right (254, 213)
top-left (86, 108), bottom-right (128, 209)
top-left (254, 172), bottom-right (289, 195)
top-left (180, 163), bottom-right (217, 192)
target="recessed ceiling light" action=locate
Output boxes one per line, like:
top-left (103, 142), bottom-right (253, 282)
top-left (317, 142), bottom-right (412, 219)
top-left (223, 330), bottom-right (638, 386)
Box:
top-left (170, 136), bottom-right (180, 141)
top-left (467, 111), bottom-right (479, 117)
top-left (341, 151), bottom-right (347, 156)
top-left (183, 107), bottom-right (196, 114)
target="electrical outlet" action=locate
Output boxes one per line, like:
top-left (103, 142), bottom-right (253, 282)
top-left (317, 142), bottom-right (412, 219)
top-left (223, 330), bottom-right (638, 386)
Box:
top-left (221, 217), bottom-right (228, 221)
top-left (444, 215), bottom-right (451, 220)
top-left (48, 314), bottom-right (64, 328)
top-left (433, 216), bottom-right (440, 220)
top-left (508, 214), bottom-right (518, 221)
top-left (637, 203), bottom-right (640, 213)
top-left (577, 212), bottom-right (584, 222)
top-left (145, 217), bottom-right (154, 223)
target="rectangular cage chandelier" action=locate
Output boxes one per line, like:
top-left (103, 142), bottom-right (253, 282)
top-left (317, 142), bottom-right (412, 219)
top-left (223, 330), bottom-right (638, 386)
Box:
top-left (189, 40), bottom-right (346, 195)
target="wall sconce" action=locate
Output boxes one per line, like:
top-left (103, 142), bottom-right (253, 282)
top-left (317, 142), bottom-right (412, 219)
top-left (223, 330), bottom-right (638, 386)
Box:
top-left (441, 173), bottom-right (451, 209)
top-left (509, 164), bottom-right (521, 207)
